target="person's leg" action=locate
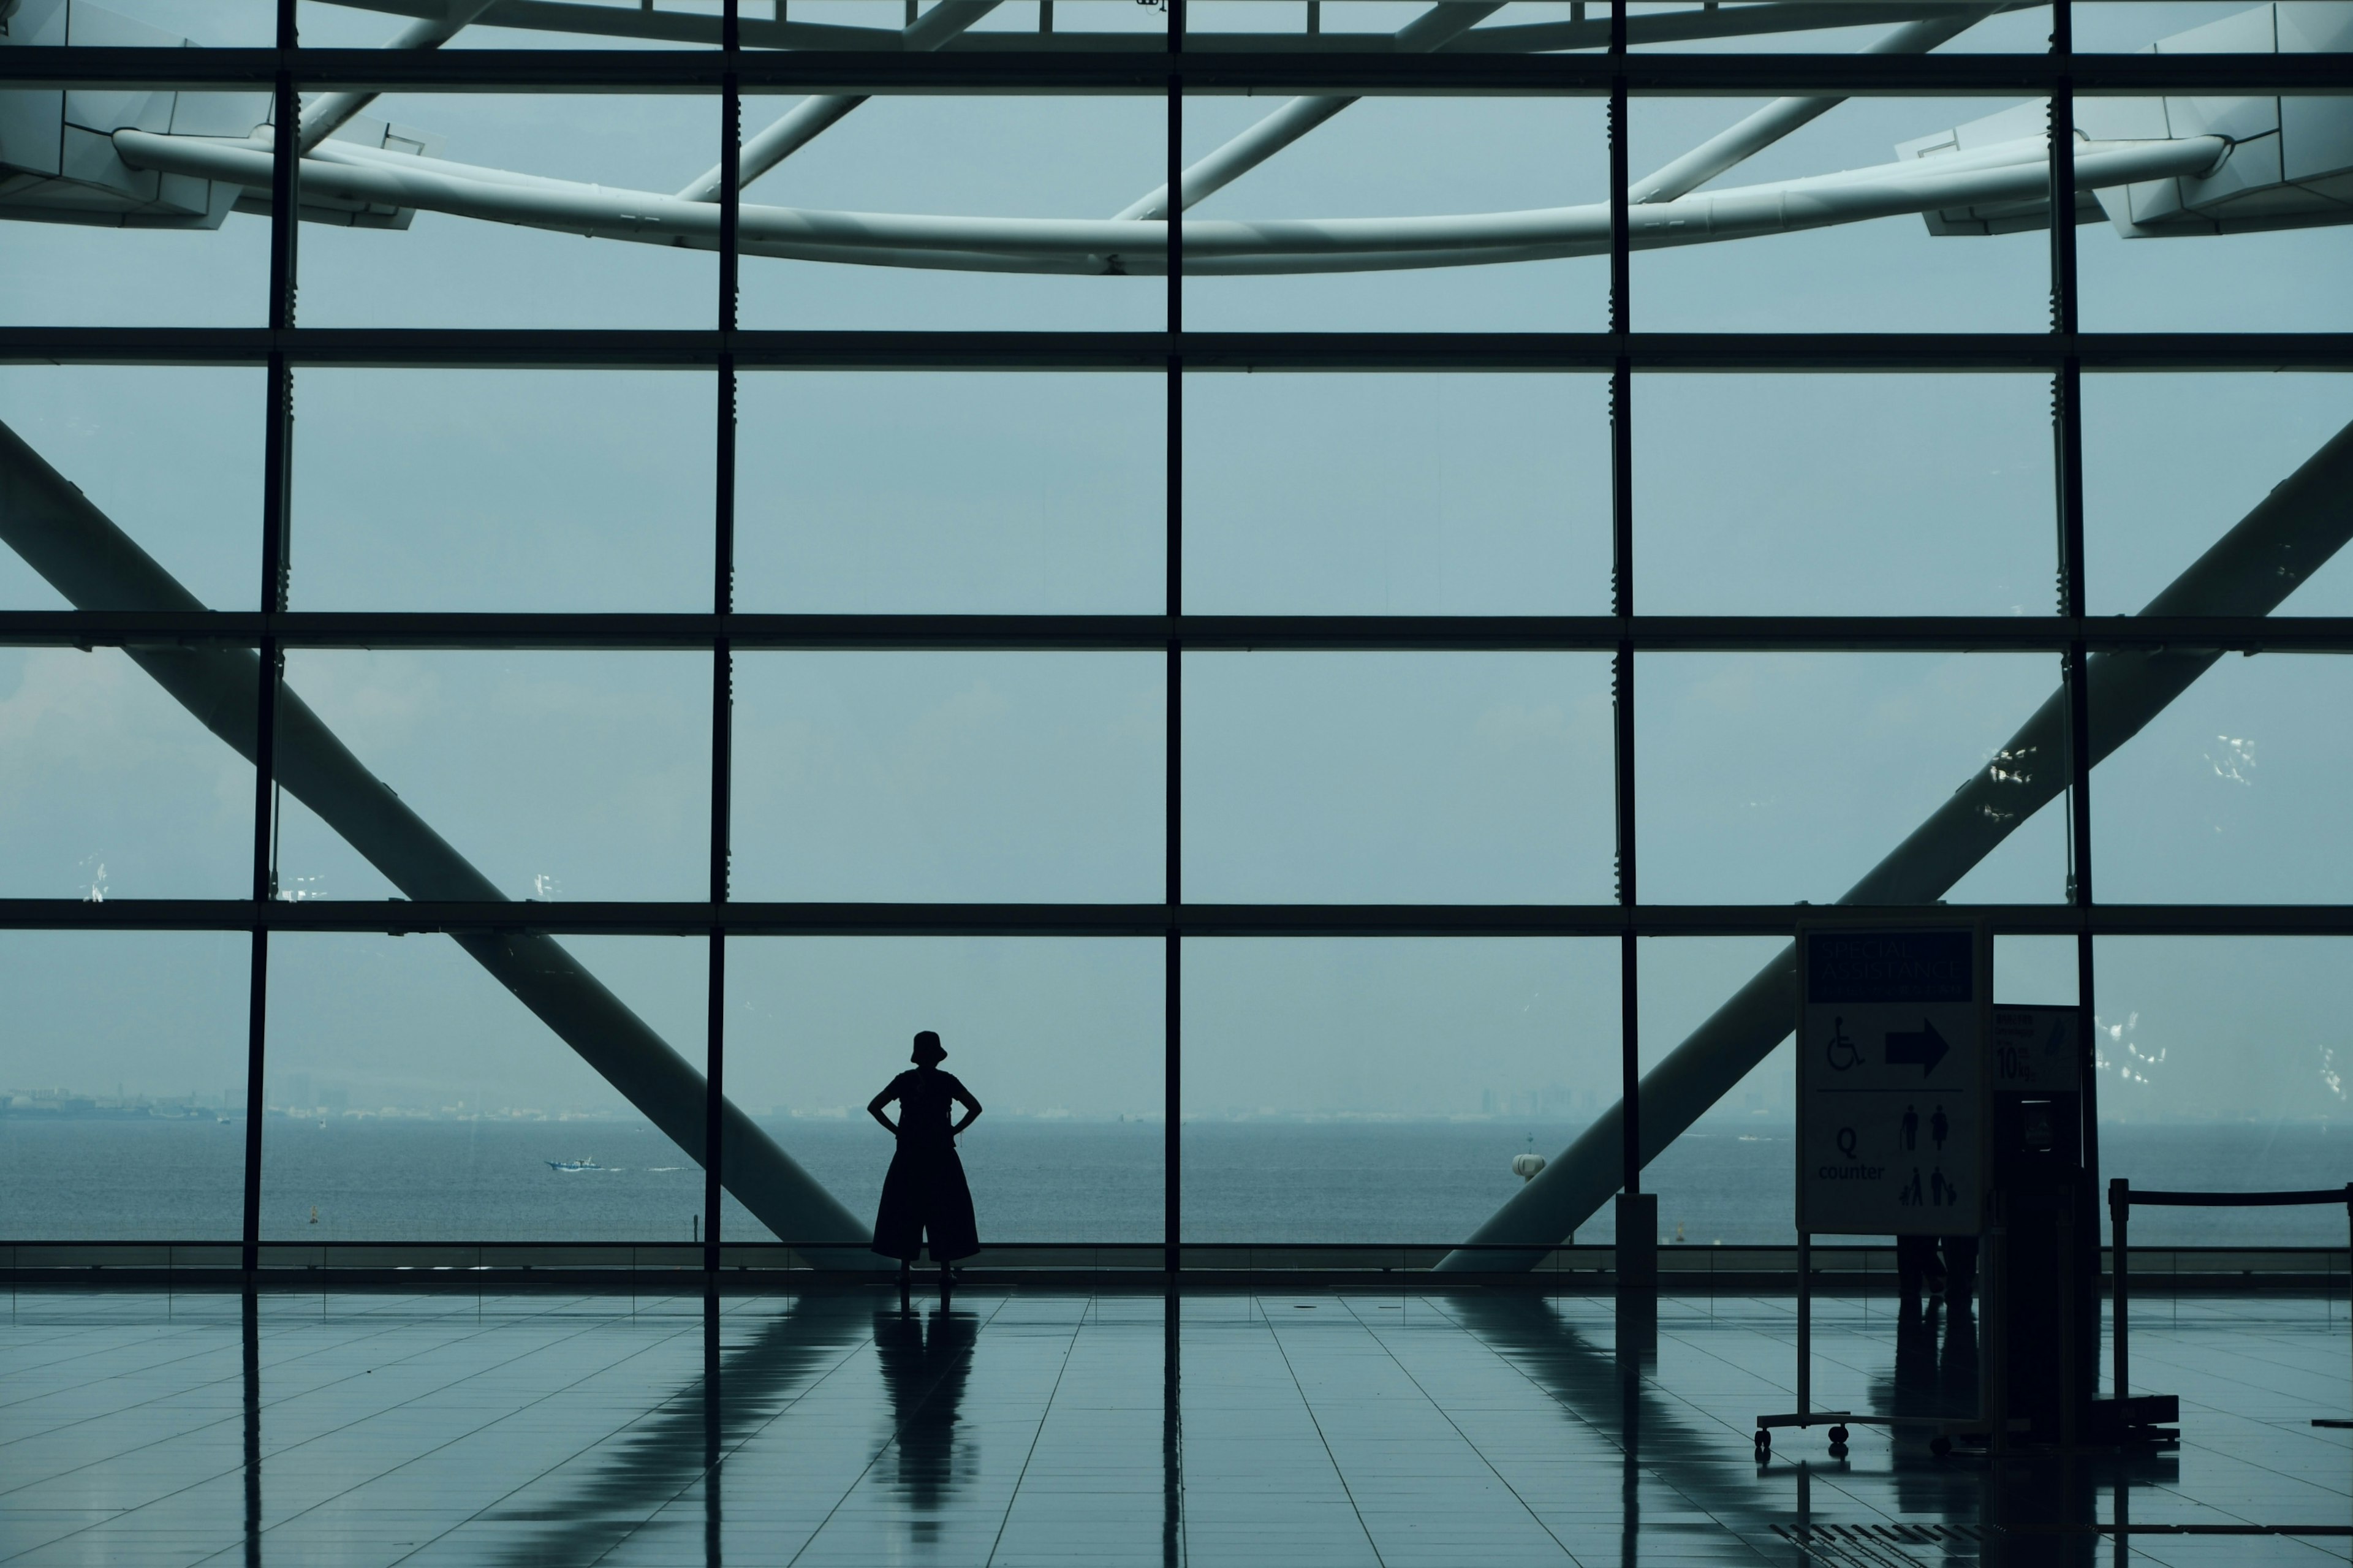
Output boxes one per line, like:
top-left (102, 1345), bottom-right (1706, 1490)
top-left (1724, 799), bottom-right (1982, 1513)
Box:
top-left (1941, 1235), bottom-right (1978, 1311)
top-left (1897, 1235), bottom-right (1931, 1309)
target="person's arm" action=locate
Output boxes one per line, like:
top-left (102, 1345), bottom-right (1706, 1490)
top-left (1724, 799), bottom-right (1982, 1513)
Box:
top-left (950, 1084), bottom-right (983, 1137)
top-left (867, 1081), bottom-right (900, 1136)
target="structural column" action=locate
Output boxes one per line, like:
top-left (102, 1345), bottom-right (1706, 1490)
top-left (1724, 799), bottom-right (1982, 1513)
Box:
top-left (2048, 0), bottom-right (2105, 1404)
top-left (242, 0), bottom-right (301, 1278)
top-left (1161, 0), bottom-right (1188, 1286)
top-left (707, 0), bottom-right (743, 1283)
top-left (1607, 0), bottom-right (1656, 1330)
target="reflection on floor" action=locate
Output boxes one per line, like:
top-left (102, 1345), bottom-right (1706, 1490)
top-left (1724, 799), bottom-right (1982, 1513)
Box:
top-left (1, 1286), bottom-right (2346, 1565)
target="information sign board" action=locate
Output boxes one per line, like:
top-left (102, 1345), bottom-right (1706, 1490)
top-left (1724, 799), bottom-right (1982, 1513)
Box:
top-left (1797, 925), bottom-right (1990, 1237)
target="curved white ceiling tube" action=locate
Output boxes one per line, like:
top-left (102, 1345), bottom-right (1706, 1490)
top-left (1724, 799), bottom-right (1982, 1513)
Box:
top-left (115, 127), bottom-right (2229, 276)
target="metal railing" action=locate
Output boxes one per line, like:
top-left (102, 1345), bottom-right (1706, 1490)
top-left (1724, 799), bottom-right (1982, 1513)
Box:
top-left (2109, 1178), bottom-right (2353, 1427)
top-left (9, 1237), bottom-right (2352, 1293)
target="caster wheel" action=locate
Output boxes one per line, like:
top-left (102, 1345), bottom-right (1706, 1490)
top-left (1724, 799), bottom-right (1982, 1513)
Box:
top-left (1929, 1436), bottom-right (1953, 1459)
top-left (1826, 1425), bottom-right (1850, 1445)
top-left (1753, 1430), bottom-right (1771, 1460)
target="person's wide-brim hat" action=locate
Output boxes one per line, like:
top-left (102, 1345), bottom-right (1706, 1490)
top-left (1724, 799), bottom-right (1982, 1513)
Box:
top-left (912, 1037), bottom-right (947, 1064)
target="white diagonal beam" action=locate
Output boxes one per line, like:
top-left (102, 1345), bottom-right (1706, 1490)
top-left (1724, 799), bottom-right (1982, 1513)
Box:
top-left (0, 421), bottom-right (874, 1265)
top-left (1437, 417), bottom-right (2353, 1272)
top-left (1112, 1), bottom-right (1502, 222)
top-left (675, 0), bottom-right (1000, 202)
top-left (298, 0), bottom-right (499, 154)
top-left (1627, 7), bottom-right (1995, 204)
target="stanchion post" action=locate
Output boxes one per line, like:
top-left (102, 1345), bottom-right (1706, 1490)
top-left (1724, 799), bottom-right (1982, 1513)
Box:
top-left (1797, 1231), bottom-right (1811, 1419)
top-left (2109, 1177), bottom-right (2129, 1403)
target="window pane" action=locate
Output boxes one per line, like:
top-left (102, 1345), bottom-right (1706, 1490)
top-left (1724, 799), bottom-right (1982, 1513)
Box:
top-left (2086, 374), bottom-right (2353, 619)
top-left (0, 645), bottom-right (257, 900)
top-left (1184, 375), bottom-right (1609, 616)
top-left (736, 372), bottom-right (1162, 615)
top-left (262, 933), bottom-right (709, 1241)
top-left (297, 95), bottom-right (718, 329)
top-left (1183, 938), bottom-right (1615, 1244)
top-left (1632, 936), bottom-right (1797, 1248)
top-left (2094, 654), bottom-right (2353, 904)
top-left (1635, 375), bottom-right (2054, 616)
top-left (724, 936), bottom-right (1163, 1246)
top-left (290, 370), bottom-right (715, 613)
top-left (1632, 96), bottom-right (2051, 333)
top-left (1184, 653), bottom-right (1615, 904)
top-left (273, 651), bottom-right (711, 903)
top-left (732, 653), bottom-right (1164, 903)
top-left (1180, 97), bottom-right (1608, 333)
top-left (2074, 2), bottom-right (2353, 333)
top-left (0, 366), bottom-right (263, 612)
top-left (0, 931), bottom-right (249, 1240)
top-left (738, 96), bottom-right (1164, 333)
top-left (1637, 653), bottom-right (2069, 905)
top-left (2096, 936), bottom-right (2353, 1245)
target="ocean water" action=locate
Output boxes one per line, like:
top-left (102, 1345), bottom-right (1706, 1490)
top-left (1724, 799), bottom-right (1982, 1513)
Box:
top-left (5, 1116), bottom-right (2352, 1248)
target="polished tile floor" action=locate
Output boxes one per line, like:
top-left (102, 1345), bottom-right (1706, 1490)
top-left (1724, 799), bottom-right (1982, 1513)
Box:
top-left (2, 1285), bottom-right (2347, 1566)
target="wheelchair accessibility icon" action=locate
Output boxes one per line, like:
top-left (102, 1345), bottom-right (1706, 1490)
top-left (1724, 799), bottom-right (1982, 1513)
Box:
top-left (1824, 1015), bottom-right (1863, 1072)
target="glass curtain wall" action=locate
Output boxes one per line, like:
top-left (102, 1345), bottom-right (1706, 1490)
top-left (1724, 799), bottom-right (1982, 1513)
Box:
top-left (2, 0), bottom-right (2345, 1262)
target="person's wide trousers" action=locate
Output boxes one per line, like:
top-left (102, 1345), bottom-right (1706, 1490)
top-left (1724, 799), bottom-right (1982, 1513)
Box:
top-left (871, 1143), bottom-right (980, 1263)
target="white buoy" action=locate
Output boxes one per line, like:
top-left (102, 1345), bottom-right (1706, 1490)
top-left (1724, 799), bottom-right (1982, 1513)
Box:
top-left (1512, 1153), bottom-right (1547, 1182)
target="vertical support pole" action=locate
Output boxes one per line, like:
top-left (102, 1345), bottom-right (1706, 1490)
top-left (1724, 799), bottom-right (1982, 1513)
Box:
top-left (1163, 0), bottom-right (1184, 1289)
top-left (241, 1289), bottom-right (261, 1568)
top-left (2109, 1178), bottom-right (2128, 1405)
top-left (2056, 1205), bottom-right (2077, 1448)
top-left (703, 1292), bottom-right (724, 1564)
top-left (2049, 2), bottom-right (2102, 1423)
top-left (1797, 1231), bottom-right (1811, 1418)
top-left (1608, 0), bottom-right (1635, 1203)
top-left (707, 0), bottom-right (741, 1285)
top-left (244, 0), bottom-right (301, 1279)
top-left (1162, 1293), bottom-right (1184, 1568)
top-left (1605, 0), bottom-right (1655, 1333)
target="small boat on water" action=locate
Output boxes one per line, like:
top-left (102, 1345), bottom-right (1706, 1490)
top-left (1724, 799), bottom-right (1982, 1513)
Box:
top-left (545, 1157), bottom-right (602, 1173)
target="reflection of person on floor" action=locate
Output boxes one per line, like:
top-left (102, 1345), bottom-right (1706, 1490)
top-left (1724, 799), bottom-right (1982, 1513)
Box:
top-left (1896, 1233), bottom-right (1979, 1312)
top-left (868, 1030), bottom-right (984, 1296)
top-left (873, 1306), bottom-right (979, 1520)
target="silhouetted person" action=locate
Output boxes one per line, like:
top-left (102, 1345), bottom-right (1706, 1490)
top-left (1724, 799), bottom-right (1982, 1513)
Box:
top-left (868, 1030), bottom-right (983, 1296)
top-left (1897, 1233), bottom-right (1978, 1311)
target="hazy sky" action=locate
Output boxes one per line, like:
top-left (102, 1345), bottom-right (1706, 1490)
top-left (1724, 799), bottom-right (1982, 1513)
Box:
top-left (4, 1), bottom-right (2351, 1173)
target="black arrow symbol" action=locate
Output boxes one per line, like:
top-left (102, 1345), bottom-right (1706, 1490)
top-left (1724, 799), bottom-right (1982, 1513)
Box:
top-left (1884, 1019), bottom-right (1950, 1076)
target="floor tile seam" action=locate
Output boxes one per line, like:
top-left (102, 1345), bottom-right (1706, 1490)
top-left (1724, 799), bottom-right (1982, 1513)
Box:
top-left (0, 1319), bottom-right (460, 1502)
top-left (1341, 1298), bottom-right (1590, 1566)
top-left (778, 1295), bottom-right (1025, 1568)
top-left (222, 1309), bottom-right (703, 1534)
top-left (981, 1293), bottom-right (1090, 1568)
top-left (0, 1316), bottom-right (384, 1422)
top-left (1398, 1297), bottom-right (1642, 1451)
top-left (0, 1304), bottom-right (532, 1437)
top-left (246, 1300), bottom-right (713, 1436)
top-left (2158, 1441), bottom-right (2353, 1506)
top-left (700, 1313), bottom-right (917, 1469)
top-left (0, 1323), bottom-right (235, 1395)
top-left (1390, 1305), bottom-right (1790, 1537)
top-left (311, 1321), bottom-right (760, 1568)
top-left (0, 1319), bottom-right (688, 1560)
top-left (1257, 1305), bottom-right (1392, 1568)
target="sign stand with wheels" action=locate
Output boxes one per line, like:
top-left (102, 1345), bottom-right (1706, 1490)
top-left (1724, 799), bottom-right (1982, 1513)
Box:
top-left (1756, 922), bottom-right (1991, 1461)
